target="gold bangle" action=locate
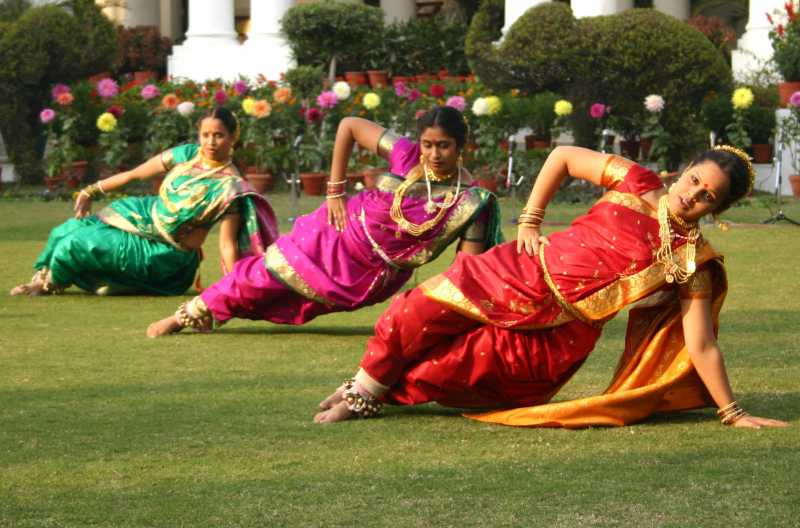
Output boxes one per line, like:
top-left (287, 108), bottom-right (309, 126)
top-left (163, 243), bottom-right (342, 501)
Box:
top-left (522, 206), bottom-right (546, 216)
top-left (716, 401), bottom-right (738, 416)
top-left (326, 192), bottom-right (346, 199)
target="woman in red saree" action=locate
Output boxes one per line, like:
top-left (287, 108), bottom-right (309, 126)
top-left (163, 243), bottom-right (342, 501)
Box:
top-left (315, 145), bottom-right (788, 429)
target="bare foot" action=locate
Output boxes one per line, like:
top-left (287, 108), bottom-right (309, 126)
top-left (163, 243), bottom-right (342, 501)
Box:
top-left (318, 384), bottom-right (346, 410)
top-left (146, 315), bottom-right (183, 338)
top-left (314, 400), bottom-right (355, 423)
top-left (10, 283), bottom-right (31, 296)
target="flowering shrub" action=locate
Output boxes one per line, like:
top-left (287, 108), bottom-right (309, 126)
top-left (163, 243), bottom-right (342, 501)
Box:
top-left (641, 94), bottom-right (671, 171)
top-left (768, 3), bottom-right (800, 81)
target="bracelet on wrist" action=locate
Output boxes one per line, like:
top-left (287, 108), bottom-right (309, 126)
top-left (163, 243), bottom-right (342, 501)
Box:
top-left (717, 400), bottom-right (748, 425)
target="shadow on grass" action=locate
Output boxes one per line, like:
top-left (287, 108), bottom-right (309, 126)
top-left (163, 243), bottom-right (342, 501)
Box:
top-left (214, 325), bottom-right (375, 337)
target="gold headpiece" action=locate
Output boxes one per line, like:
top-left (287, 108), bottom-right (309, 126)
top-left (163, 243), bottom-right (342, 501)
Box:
top-left (713, 144), bottom-right (755, 195)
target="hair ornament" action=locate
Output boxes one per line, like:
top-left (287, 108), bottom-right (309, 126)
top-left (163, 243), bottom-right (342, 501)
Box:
top-left (713, 144), bottom-right (755, 195)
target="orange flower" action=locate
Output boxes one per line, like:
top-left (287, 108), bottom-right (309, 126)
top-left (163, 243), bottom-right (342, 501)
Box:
top-left (273, 87), bottom-right (292, 104)
top-left (56, 92), bottom-right (74, 106)
top-left (253, 99), bottom-right (272, 118)
top-left (162, 93), bottom-right (179, 109)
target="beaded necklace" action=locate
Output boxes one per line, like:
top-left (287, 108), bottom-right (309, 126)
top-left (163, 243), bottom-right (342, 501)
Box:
top-left (656, 195), bottom-right (700, 284)
top-left (389, 158), bottom-right (462, 237)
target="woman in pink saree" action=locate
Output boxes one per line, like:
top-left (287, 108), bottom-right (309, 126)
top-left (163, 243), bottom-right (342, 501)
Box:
top-left (147, 107), bottom-right (503, 336)
top-left (315, 145), bottom-right (788, 430)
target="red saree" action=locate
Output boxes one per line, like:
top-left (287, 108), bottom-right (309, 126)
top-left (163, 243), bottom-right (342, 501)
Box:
top-left (357, 156), bottom-right (725, 427)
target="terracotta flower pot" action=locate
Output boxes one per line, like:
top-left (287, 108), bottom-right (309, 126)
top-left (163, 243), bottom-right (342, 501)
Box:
top-left (751, 143), bottom-right (774, 164)
top-left (414, 73), bottom-right (435, 83)
top-left (299, 171), bottom-right (327, 196)
top-left (640, 138), bottom-right (653, 160)
top-left (344, 71), bottom-right (368, 86)
top-left (778, 81), bottom-right (800, 107)
top-left (789, 175), bottom-right (800, 197)
top-left (525, 134), bottom-right (551, 150)
top-left (476, 178), bottom-right (498, 193)
top-left (245, 170), bottom-right (274, 194)
top-left (367, 70), bottom-right (388, 88)
top-left (619, 139), bottom-right (640, 160)
top-left (362, 167), bottom-right (384, 189)
top-left (64, 160), bottom-right (88, 189)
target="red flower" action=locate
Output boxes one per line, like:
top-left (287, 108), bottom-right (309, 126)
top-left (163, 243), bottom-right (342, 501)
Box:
top-left (766, 12), bottom-right (774, 25)
top-left (106, 105), bottom-right (124, 118)
top-left (786, 2), bottom-right (796, 22)
top-left (778, 23), bottom-right (785, 36)
top-left (305, 107), bottom-right (322, 122)
top-left (430, 84), bottom-right (445, 98)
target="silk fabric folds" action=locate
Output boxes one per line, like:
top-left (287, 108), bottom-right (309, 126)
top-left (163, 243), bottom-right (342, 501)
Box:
top-left (360, 156), bottom-right (725, 428)
top-left (33, 144), bottom-right (278, 295)
top-left (200, 134), bottom-right (503, 325)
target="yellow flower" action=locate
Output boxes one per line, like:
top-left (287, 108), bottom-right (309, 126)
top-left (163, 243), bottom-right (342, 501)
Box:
top-left (96, 112), bottom-right (117, 132)
top-left (242, 97), bottom-right (256, 115)
top-left (485, 95), bottom-right (502, 115)
top-left (731, 87), bottom-right (754, 110)
top-left (554, 100), bottom-right (573, 117)
top-left (363, 92), bottom-right (381, 110)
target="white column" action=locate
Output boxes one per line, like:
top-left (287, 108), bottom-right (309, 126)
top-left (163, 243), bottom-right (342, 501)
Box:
top-left (243, 0), bottom-right (294, 81)
top-left (653, 0), bottom-right (689, 20)
top-left (381, 0), bottom-right (415, 24)
top-left (121, 0), bottom-right (161, 27)
top-left (0, 131), bottom-right (18, 184)
top-left (183, 0), bottom-right (238, 43)
top-left (168, 0), bottom-right (241, 81)
top-left (502, 0), bottom-right (550, 34)
top-left (571, 0), bottom-right (633, 19)
top-left (732, 0), bottom-right (785, 80)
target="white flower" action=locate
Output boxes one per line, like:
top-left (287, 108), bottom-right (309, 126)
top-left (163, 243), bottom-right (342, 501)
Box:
top-left (333, 81), bottom-right (351, 100)
top-left (472, 97), bottom-right (489, 116)
top-left (354, 182), bottom-right (364, 191)
top-left (177, 101), bottom-right (195, 117)
top-left (644, 94), bottom-right (665, 113)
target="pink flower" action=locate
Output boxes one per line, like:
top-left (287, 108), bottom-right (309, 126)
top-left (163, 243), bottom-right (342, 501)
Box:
top-left (316, 90), bottom-right (339, 110)
top-left (51, 84), bottom-right (70, 100)
top-left (39, 108), bottom-right (56, 124)
top-left (233, 80), bottom-right (248, 96)
top-left (430, 84), bottom-right (445, 98)
top-left (214, 90), bottom-right (228, 105)
top-left (445, 95), bottom-right (466, 112)
top-left (394, 80), bottom-right (407, 97)
top-left (106, 105), bottom-right (124, 118)
top-left (56, 92), bottom-right (74, 106)
top-left (407, 89), bottom-right (421, 102)
top-left (140, 84), bottom-right (161, 100)
top-left (790, 91), bottom-right (800, 107)
top-left (414, 109), bottom-right (427, 120)
top-left (305, 107), bottom-right (322, 123)
top-left (96, 78), bottom-right (119, 99)
top-left (589, 103), bottom-right (607, 119)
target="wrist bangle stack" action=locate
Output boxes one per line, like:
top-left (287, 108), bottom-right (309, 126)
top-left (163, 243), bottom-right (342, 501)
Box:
top-left (518, 206), bottom-right (545, 228)
top-left (326, 180), bottom-right (346, 199)
top-left (717, 400), bottom-right (748, 425)
top-left (80, 182), bottom-right (106, 200)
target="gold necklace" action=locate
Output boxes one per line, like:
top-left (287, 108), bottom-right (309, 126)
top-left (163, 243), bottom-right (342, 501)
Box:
top-left (390, 165), bottom-right (456, 237)
top-left (656, 195), bottom-right (699, 283)
top-left (200, 151), bottom-right (230, 169)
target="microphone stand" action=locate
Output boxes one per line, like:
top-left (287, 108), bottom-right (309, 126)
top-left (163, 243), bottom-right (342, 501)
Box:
top-left (763, 122), bottom-right (799, 225)
top-left (288, 132), bottom-right (303, 223)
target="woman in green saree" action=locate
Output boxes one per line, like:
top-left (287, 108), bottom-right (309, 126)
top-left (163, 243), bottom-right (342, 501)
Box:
top-left (10, 107), bottom-right (278, 296)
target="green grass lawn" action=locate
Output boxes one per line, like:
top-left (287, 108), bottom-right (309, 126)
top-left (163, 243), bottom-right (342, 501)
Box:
top-left (0, 191), bottom-right (798, 527)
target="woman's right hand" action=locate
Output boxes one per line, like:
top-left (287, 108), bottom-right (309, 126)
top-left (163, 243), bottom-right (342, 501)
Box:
top-left (516, 225), bottom-right (548, 256)
top-left (731, 415), bottom-right (789, 429)
top-left (327, 196), bottom-right (348, 232)
top-left (74, 191), bottom-right (92, 219)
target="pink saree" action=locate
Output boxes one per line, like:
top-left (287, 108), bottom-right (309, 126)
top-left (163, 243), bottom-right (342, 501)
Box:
top-left (199, 133), bottom-right (502, 326)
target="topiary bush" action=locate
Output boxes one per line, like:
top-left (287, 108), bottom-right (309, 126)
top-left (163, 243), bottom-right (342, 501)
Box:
top-left (0, 0), bottom-right (117, 183)
top-left (573, 9), bottom-right (732, 163)
top-left (281, 2), bottom-right (384, 79)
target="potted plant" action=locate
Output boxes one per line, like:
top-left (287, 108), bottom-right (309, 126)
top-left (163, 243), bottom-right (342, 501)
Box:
top-left (96, 109), bottom-right (128, 179)
top-left (726, 87), bottom-right (754, 150)
top-left (767, 3), bottom-right (800, 106)
top-left (781, 91), bottom-right (800, 196)
top-left (746, 105), bottom-right (776, 163)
